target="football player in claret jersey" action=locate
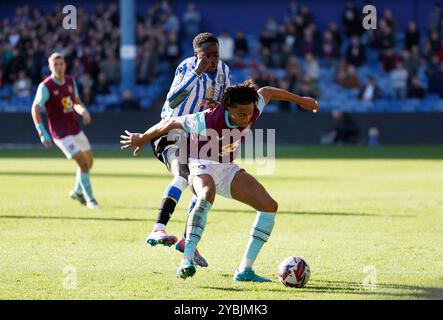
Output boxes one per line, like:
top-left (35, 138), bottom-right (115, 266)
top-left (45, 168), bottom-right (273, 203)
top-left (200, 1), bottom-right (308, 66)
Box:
top-left (147, 32), bottom-right (231, 268)
top-left (121, 80), bottom-right (318, 281)
top-left (31, 53), bottom-right (100, 209)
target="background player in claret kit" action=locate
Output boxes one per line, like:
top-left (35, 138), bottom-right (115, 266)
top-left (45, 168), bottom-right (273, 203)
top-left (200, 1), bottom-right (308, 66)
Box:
top-left (31, 53), bottom-right (100, 209)
top-left (147, 32), bottom-right (231, 267)
top-left (120, 80), bottom-right (318, 282)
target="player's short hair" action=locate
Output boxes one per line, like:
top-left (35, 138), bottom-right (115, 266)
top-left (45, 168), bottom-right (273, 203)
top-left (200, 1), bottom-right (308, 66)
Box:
top-left (221, 79), bottom-right (259, 109)
top-left (48, 52), bottom-right (65, 65)
top-left (193, 32), bottom-right (219, 51)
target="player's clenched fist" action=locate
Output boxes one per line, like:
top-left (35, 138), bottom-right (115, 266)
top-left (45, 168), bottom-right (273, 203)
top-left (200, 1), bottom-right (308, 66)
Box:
top-left (300, 97), bottom-right (319, 113)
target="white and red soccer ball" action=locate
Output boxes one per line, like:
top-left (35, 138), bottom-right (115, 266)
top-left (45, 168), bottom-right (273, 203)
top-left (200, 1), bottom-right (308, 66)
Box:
top-left (277, 256), bottom-right (310, 288)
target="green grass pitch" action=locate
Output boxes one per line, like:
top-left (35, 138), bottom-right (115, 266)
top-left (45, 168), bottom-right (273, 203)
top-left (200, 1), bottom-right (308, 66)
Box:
top-left (0, 146), bottom-right (442, 299)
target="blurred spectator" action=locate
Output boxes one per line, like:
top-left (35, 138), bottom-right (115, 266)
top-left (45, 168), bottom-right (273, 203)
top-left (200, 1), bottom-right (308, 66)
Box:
top-left (346, 35), bottom-right (366, 67)
top-left (260, 47), bottom-right (274, 68)
top-left (163, 8), bottom-right (180, 34)
top-left (405, 21), bottom-right (420, 50)
top-left (401, 49), bottom-right (420, 78)
top-left (165, 32), bottom-right (181, 66)
top-left (5, 48), bottom-right (26, 82)
top-left (373, 19), bottom-right (396, 52)
top-left (427, 60), bottom-right (443, 96)
top-left (121, 90), bottom-right (140, 111)
top-left (408, 76), bottom-right (426, 99)
top-left (182, 3), bottom-right (201, 41)
top-left (359, 76), bottom-right (382, 101)
top-left (82, 85), bottom-right (95, 106)
top-left (218, 31), bottom-right (235, 66)
top-left (233, 54), bottom-right (246, 69)
top-left (139, 42), bottom-right (159, 84)
top-left (277, 79), bottom-right (292, 112)
top-left (303, 53), bottom-right (320, 81)
top-left (328, 21), bottom-right (343, 51)
top-left (429, 30), bottom-right (440, 52)
top-left (278, 43), bottom-right (293, 68)
top-left (300, 27), bottom-right (318, 56)
top-left (12, 70), bottom-right (31, 97)
top-left (390, 62), bottom-right (409, 99)
top-left (265, 17), bottom-right (279, 38)
top-left (295, 76), bottom-right (320, 100)
top-left (383, 9), bottom-right (398, 35)
top-left (381, 48), bottom-right (400, 73)
top-left (99, 51), bottom-right (120, 84)
top-left (342, 0), bottom-right (362, 37)
top-left (259, 30), bottom-right (274, 50)
top-left (427, 3), bottom-right (442, 34)
top-left (234, 30), bottom-right (249, 56)
top-left (329, 109), bottom-right (360, 144)
top-left (95, 73), bottom-right (111, 95)
top-left (339, 64), bottom-right (360, 89)
top-left (322, 31), bottom-right (340, 61)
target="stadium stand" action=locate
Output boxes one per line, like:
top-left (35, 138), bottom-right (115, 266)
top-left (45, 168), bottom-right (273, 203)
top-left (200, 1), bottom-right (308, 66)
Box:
top-left (1, 0), bottom-right (443, 113)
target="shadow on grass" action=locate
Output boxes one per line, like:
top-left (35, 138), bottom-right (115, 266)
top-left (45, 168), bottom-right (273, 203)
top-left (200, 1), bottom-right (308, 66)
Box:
top-left (0, 215), bottom-right (168, 223)
top-left (0, 171), bottom-right (168, 180)
top-left (206, 278), bottom-right (441, 298)
top-left (129, 206), bottom-right (410, 218)
top-left (2, 146), bottom-right (443, 159)
top-left (0, 171), bottom-right (332, 182)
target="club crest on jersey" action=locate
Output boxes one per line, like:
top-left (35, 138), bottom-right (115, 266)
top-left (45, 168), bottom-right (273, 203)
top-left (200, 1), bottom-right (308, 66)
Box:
top-left (61, 96), bottom-right (74, 113)
top-left (54, 90), bottom-right (59, 96)
top-left (68, 85), bottom-right (73, 94)
top-left (217, 74), bottom-right (224, 84)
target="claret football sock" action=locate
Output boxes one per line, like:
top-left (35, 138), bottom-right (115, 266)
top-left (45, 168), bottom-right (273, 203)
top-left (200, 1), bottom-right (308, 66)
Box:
top-left (238, 211), bottom-right (276, 271)
top-left (155, 176), bottom-right (188, 225)
top-left (183, 199), bottom-right (212, 261)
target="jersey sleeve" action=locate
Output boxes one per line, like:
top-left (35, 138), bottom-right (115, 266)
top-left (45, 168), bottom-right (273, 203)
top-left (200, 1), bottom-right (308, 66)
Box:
top-left (166, 61), bottom-right (200, 109)
top-left (180, 112), bottom-right (207, 136)
top-left (32, 83), bottom-right (50, 108)
top-left (256, 93), bottom-right (267, 114)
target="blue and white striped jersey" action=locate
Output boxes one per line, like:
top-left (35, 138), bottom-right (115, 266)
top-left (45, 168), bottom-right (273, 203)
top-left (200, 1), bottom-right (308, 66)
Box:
top-left (161, 57), bottom-right (231, 120)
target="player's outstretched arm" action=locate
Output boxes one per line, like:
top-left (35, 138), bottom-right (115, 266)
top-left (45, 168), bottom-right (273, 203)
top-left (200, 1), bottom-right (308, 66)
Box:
top-left (31, 104), bottom-right (52, 148)
top-left (120, 118), bottom-right (185, 156)
top-left (257, 86), bottom-right (319, 112)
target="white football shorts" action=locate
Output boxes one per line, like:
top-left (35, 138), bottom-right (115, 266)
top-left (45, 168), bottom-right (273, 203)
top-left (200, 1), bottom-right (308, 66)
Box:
top-left (188, 158), bottom-right (243, 199)
top-left (53, 131), bottom-right (91, 159)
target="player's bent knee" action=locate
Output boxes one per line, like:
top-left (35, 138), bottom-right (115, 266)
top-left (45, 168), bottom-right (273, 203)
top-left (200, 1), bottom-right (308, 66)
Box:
top-left (259, 198), bottom-right (278, 213)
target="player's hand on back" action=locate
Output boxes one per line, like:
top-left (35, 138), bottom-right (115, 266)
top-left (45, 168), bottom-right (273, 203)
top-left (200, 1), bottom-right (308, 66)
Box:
top-left (120, 130), bottom-right (145, 156)
top-left (300, 97), bottom-right (319, 113)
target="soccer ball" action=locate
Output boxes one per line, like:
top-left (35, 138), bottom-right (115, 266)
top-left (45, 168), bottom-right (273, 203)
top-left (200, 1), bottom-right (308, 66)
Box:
top-left (277, 256), bottom-right (310, 288)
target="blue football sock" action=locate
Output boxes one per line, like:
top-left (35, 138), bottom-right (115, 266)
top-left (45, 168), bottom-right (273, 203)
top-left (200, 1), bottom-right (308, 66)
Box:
top-left (183, 199), bottom-right (212, 261)
top-left (239, 211), bottom-right (276, 270)
top-left (182, 195), bottom-right (198, 239)
top-left (74, 169), bottom-right (82, 194)
top-left (79, 172), bottom-right (94, 202)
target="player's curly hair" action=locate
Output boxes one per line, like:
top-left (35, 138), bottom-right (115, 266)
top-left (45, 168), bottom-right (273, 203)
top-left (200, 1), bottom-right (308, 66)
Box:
top-left (193, 32), bottom-right (219, 51)
top-left (221, 79), bottom-right (259, 109)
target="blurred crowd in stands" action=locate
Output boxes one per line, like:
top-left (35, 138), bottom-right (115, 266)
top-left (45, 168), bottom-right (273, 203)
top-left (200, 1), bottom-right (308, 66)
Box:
top-left (2, 0), bottom-right (443, 112)
top-left (0, 0), bottom-right (200, 111)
